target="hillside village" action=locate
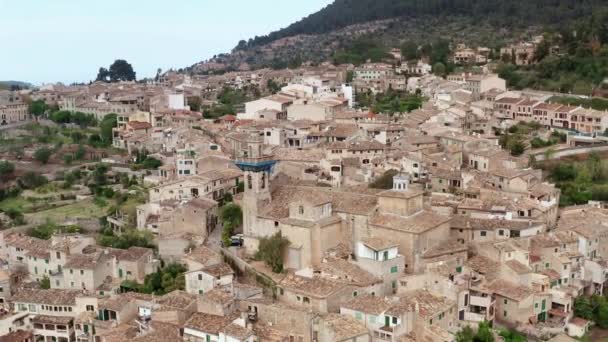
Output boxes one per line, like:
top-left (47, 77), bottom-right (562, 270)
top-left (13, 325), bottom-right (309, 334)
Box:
top-left (2, 38), bottom-right (608, 342)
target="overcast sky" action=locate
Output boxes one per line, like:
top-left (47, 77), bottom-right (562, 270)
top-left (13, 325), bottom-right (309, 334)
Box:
top-left (0, 0), bottom-right (332, 85)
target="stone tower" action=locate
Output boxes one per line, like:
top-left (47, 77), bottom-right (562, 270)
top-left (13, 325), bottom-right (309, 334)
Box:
top-left (234, 136), bottom-right (275, 254)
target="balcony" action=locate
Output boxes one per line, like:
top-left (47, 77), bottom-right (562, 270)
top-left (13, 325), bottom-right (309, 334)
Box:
top-left (470, 295), bottom-right (494, 307)
top-left (464, 311), bottom-right (487, 323)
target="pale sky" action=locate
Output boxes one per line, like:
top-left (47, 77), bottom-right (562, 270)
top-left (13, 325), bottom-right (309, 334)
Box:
top-left (0, 0), bottom-right (333, 85)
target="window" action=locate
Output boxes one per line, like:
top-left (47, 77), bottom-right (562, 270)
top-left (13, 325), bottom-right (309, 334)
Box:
top-left (70, 269), bottom-right (73, 274)
top-left (504, 311), bottom-right (507, 317)
top-left (86, 305), bottom-right (95, 312)
top-left (504, 299), bottom-right (508, 305)
top-left (480, 231), bottom-right (487, 237)
top-left (198, 274), bottom-right (203, 281)
top-left (498, 230), bottom-right (504, 236)
top-left (298, 206), bottom-right (304, 215)
top-left (392, 317), bottom-right (397, 324)
top-left (391, 266), bottom-right (398, 274)
top-left (353, 291), bottom-right (358, 297)
top-left (80, 269), bottom-right (84, 275)
top-left (303, 297), bottom-right (310, 304)
top-left (355, 312), bottom-right (363, 320)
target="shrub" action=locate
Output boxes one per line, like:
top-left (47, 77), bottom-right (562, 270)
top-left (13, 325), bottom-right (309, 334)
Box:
top-left (255, 232), bottom-right (290, 273)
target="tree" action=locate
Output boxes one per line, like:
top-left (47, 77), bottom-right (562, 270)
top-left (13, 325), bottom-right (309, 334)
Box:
top-left (221, 203), bottom-right (243, 246)
top-left (499, 329), bottom-right (527, 342)
top-left (433, 62), bottom-right (446, 76)
top-left (18, 172), bottom-right (48, 189)
top-left (0, 161), bottom-right (15, 180)
top-left (99, 113), bottom-right (118, 144)
top-left (455, 326), bottom-right (475, 342)
top-left (475, 321), bottom-right (495, 342)
top-left (108, 59), bottom-right (136, 82)
top-left (70, 131), bottom-right (85, 143)
top-left (400, 41), bottom-right (419, 61)
top-left (586, 152), bottom-right (604, 182)
top-left (596, 298), bottom-right (608, 328)
top-left (39, 275), bottom-right (51, 289)
top-left (96, 67), bottom-right (110, 82)
top-left (369, 169), bottom-right (399, 189)
top-left (141, 157), bottom-right (162, 170)
top-left (346, 71), bottom-right (354, 83)
top-left (255, 232), bottom-right (290, 273)
top-left (29, 100), bottom-right (48, 117)
top-left (574, 296), bottom-right (594, 320)
top-left (34, 147), bottom-right (53, 164)
top-left (510, 141), bottom-right (525, 156)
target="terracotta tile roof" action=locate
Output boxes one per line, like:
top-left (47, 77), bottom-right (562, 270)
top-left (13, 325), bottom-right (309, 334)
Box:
top-left (369, 211), bottom-right (451, 234)
top-left (341, 295), bottom-right (391, 315)
top-left (201, 263), bottom-right (234, 278)
top-left (279, 274), bottom-right (346, 299)
top-left (133, 321), bottom-right (183, 342)
top-left (323, 313), bottom-right (369, 340)
top-left (223, 322), bottom-right (254, 340)
top-left (317, 258), bottom-right (381, 287)
top-left (466, 255), bottom-right (501, 275)
top-left (361, 237), bottom-right (398, 251)
top-left (201, 288), bottom-right (234, 306)
top-left (10, 289), bottom-right (83, 306)
top-left (422, 240), bottom-right (468, 258)
top-left (184, 312), bottom-right (236, 334)
top-left (505, 260), bottom-right (533, 275)
top-left (487, 279), bottom-right (534, 301)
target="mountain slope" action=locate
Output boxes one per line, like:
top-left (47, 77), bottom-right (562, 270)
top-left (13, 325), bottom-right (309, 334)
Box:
top-left (188, 0), bottom-right (607, 74)
top-left (242, 0), bottom-right (602, 48)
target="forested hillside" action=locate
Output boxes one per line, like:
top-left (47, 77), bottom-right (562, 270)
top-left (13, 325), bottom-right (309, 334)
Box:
top-left (238, 0), bottom-right (602, 49)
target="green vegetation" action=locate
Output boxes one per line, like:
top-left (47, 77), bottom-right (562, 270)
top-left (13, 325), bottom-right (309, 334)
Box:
top-left (574, 295), bottom-right (608, 329)
top-left (332, 37), bottom-right (390, 65)
top-left (243, 0), bottom-right (599, 48)
top-left (530, 131), bottom-right (567, 149)
top-left (356, 89), bottom-right (424, 114)
top-left (28, 221), bottom-right (83, 240)
top-left (220, 203), bottom-right (243, 246)
top-left (499, 329), bottom-right (527, 342)
top-left (0, 161), bottom-right (15, 181)
top-left (33, 147), bottom-right (53, 164)
top-left (27, 198), bottom-right (110, 223)
top-left (18, 172), bottom-right (49, 190)
top-left (549, 96), bottom-right (608, 111)
top-left (497, 121), bottom-right (546, 156)
top-left (98, 228), bottom-right (155, 250)
top-left (203, 87), bottom-right (250, 119)
top-left (99, 113), bottom-right (118, 146)
top-left (49, 111), bottom-right (97, 127)
top-left (28, 100), bottom-right (48, 117)
top-left (122, 263), bottom-right (186, 295)
top-left (39, 275), bottom-right (51, 289)
top-left (96, 59), bottom-right (136, 82)
top-left (455, 321), bottom-right (496, 342)
top-left (255, 232), bottom-right (290, 273)
top-left (497, 9), bottom-right (608, 95)
top-left (542, 152), bottom-right (608, 206)
top-left (132, 149), bottom-right (162, 170)
top-left (369, 169), bottom-right (399, 189)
